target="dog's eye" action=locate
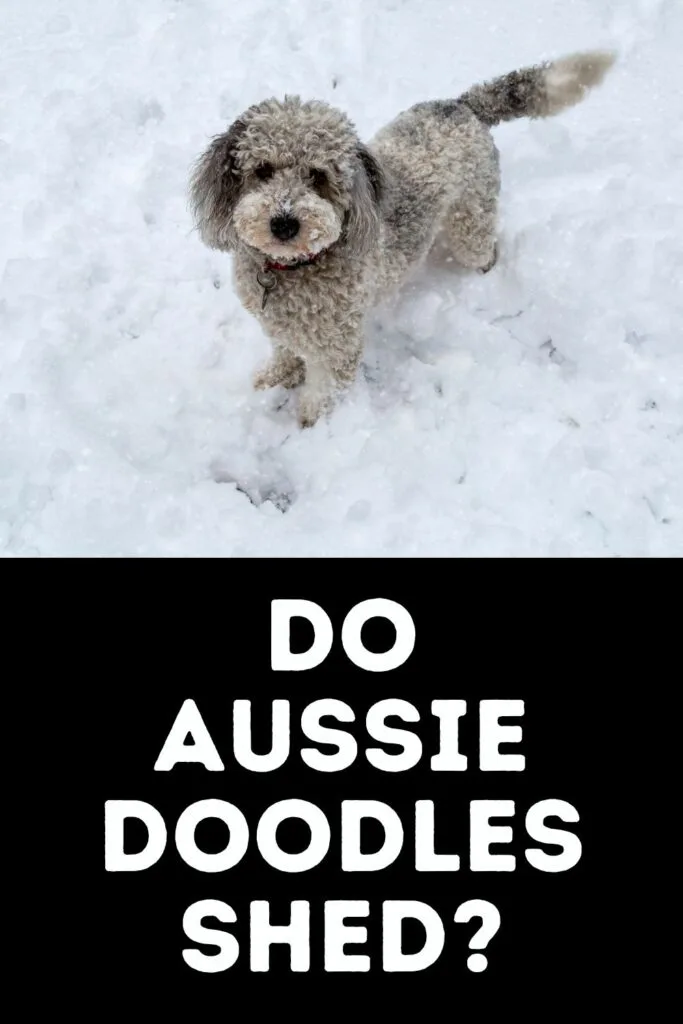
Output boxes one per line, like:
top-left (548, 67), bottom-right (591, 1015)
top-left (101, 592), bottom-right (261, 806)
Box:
top-left (310, 168), bottom-right (328, 191)
top-left (255, 163), bottom-right (274, 180)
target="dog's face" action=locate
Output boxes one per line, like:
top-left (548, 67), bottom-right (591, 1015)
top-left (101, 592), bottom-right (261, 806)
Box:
top-left (190, 97), bottom-right (384, 262)
top-left (232, 160), bottom-right (344, 262)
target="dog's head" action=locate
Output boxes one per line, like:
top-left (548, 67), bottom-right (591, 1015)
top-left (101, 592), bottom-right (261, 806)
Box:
top-left (190, 96), bottom-right (384, 262)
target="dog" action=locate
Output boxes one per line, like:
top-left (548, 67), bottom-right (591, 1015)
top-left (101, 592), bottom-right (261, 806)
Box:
top-left (190, 50), bottom-right (615, 427)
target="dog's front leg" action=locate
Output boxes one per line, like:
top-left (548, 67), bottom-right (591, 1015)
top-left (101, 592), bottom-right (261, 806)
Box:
top-left (253, 346), bottom-right (305, 391)
top-left (297, 332), bottom-right (363, 429)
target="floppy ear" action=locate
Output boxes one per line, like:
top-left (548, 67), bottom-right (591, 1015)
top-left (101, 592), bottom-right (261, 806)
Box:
top-left (344, 143), bottom-right (385, 257)
top-left (357, 144), bottom-right (384, 206)
top-left (189, 118), bottom-right (247, 251)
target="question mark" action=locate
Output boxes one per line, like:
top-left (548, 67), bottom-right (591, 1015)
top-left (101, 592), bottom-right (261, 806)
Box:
top-left (454, 900), bottom-right (501, 972)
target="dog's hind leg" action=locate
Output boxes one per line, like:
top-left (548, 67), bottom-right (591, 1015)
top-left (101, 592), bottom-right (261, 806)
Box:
top-left (437, 121), bottom-right (501, 273)
top-left (253, 347), bottom-right (305, 391)
top-left (442, 179), bottom-right (499, 273)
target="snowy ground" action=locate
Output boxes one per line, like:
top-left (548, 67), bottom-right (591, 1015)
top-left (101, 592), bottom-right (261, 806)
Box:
top-left (1, 0), bottom-right (681, 556)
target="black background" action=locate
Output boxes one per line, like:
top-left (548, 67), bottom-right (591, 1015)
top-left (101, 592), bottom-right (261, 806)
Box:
top-left (35, 562), bottom-right (656, 1016)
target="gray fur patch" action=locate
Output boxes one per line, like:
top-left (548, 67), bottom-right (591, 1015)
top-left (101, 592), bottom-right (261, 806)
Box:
top-left (461, 66), bottom-right (547, 126)
top-left (412, 99), bottom-right (472, 122)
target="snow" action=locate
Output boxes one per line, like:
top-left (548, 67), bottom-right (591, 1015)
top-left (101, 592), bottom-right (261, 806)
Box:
top-left (1, 0), bottom-right (681, 557)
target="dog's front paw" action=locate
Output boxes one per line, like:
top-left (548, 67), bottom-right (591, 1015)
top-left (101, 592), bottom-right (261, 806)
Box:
top-left (297, 402), bottom-right (322, 429)
top-left (297, 392), bottom-right (329, 429)
top-left (478, 243), bottom-right (499, 275)
top-left (253, 355), bottom-right (305, 391)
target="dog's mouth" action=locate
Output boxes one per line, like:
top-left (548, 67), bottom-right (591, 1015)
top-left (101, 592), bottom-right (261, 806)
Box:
top-left (264, 249), bottom-right (328, 272)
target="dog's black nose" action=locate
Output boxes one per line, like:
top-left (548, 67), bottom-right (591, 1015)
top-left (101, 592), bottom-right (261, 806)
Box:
top-left (270, 216), bottom-right (300, 241)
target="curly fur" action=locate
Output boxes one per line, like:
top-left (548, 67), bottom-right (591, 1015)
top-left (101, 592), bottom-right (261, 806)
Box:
top-left (190, 50), bottom-right (616, 427)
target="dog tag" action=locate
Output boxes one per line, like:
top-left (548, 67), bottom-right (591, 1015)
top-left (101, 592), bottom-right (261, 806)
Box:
top-left (257, 270), bottom-right (277, 310)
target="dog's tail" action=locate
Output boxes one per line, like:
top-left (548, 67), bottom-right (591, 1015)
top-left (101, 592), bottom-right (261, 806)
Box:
top-left (459, 50), bottom-right (616, 127)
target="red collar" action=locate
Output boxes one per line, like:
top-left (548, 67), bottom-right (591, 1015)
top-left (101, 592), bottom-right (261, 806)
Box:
top-left (264, 250), bottom-right (326, 272)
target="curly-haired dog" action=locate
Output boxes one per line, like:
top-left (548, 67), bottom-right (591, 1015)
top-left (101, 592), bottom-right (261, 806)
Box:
top-left (191, 50), bottom-right (615, 427)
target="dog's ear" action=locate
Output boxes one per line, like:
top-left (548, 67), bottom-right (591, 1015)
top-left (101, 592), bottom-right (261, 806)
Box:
top-left (344, 143), bottom-right (385, 257)
top-left (357, 144), bottom-right (384, 206)
top-left (189, 118), bottom-right (248, 251)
